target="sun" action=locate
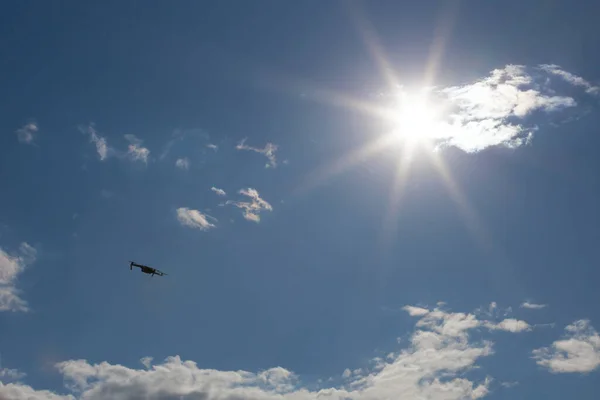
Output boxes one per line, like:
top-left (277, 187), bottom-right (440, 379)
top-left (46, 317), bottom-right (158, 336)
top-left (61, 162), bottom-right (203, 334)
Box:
top-left (389, 91), bottom-right (441, 150)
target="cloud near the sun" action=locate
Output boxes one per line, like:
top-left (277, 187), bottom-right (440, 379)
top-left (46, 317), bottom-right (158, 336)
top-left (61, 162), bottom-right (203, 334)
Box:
top-left (399, 64), bottom-right (599, 153)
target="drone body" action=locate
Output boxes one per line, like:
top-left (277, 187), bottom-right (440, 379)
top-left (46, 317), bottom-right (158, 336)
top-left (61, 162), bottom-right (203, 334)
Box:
top-left (129, 261), bottom-right (167, 277)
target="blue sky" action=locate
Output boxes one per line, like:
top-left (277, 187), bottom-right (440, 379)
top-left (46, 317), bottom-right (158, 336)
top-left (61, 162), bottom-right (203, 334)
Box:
top-left (1, 1), bottom-right (600, 399)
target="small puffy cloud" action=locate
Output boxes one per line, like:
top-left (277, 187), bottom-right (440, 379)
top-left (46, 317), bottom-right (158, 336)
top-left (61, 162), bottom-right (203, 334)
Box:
top-left (402, 305), bottom-right (430, 316)
top-left (207, 143), bottom-right (218, 150)
top-left (0, 242), bottom-right (37, 312)
top-left (2, 303), bottom-right (532, 400)
top-left (175, 157), bottom-right (190, 170)
top-left (532, 319), bottom-right (600, 373)
top-left (486, 318), bottom-right (531, 333)
top-left (521, 301), bottom-right (547, 310)
top-left (16, 122), bottom-right (38, 144)
top-left (79, 124), bottom-right (110, 160)
top-left (124, 134), bottom-right (150, 163)
top-left (176, 207), bottom-right (216, 231)
top-left (236, 138), bottom-right (279, 168)
top-left (211, 187), bottom-right (226, 196)
top-left (226, 188), bottom-right (273, 222)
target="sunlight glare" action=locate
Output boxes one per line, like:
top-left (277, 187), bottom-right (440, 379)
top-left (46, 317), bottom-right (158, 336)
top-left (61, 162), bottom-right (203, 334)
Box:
top-left (390, 92), bottom-right (441, 150)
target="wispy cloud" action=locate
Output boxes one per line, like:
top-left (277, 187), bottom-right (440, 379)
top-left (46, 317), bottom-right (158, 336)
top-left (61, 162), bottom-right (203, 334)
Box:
top-left (539, 64), bottom-right (600, 95)
top-left (79, 123), bottom-right (110, 160)
top-left (521, 301), bottom-right (547, 310)
top-left (211, 187), bottom-right (226, 196)
top-left (532, 319), bottom-right (600, 373)
top-left (2, 302), bottom-right (534, 400)
top-left (0, 367), bottom-right (26, 383)
top-left (160, 128), bottom-right (212, 160)
top-left (16, 122), bottom-right (38, 144)
top-left (236, 138), bottom-right (279, 168)
top-left (124, 134), bottom-right (150, 163)
top-left (207, 143), bottom-right (218, 151)
top-left (388, 64), bottom-right (597, 154)
top-left (175, 157), bottom-right (190, 170)
top-left (226, 188), bottom-right (273, 222)
top-left (0, 242), bottom-right (37, 312)
top-left (176, 207), bottom-right (216, 231)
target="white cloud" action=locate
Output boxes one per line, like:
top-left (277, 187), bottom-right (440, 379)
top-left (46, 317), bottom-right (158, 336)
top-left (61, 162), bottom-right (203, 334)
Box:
top-left (521, 302), bottom-right (547, 310)
top-left (226, 188), bottom-right (273, 222)
top-left (79, 124), bottom-right (110, 160)
top-left (0, 367), bottom-right (26, 382)
top-left (0, 303), bottom-right (529, 400)
top-left (236, 138), bottom-right (279, 168)
top-left (16, 122), bottom-right (38, 144)
top-left (211, 187), bottom-right (226, 196)
top-left (532, 319), bottom-right (600, 373)
top-left (485, 318), bottom-right (531, 333)
top-left (402, 305), bottom-right (430, 316)
top-left (124, 134), bottom-right (150, 163)
top-left (207, 143), bottom-right (218, 150)
top-left (0, 242), bottom-right (37, 312)
top-left (175, 157), bottom-right (190, 170)
top-left (385, 64), bottom-right (596, 154)
top-left (539, 64), bottom-right (600, 95)
top-left (176, 207), bottom-right (216, 231)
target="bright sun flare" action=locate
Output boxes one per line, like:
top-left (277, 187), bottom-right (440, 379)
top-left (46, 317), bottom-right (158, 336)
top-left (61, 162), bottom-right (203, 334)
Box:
top-left (391, 92), bottom-right (440, 148)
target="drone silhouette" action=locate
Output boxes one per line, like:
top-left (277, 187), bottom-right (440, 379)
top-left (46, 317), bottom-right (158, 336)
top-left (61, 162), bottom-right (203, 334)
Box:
top-left (129, 261), bottom-right (167, 277)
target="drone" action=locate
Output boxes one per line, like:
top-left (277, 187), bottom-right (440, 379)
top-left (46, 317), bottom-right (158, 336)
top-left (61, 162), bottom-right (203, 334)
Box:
top-left (129, 261), bottom-right (167, 277)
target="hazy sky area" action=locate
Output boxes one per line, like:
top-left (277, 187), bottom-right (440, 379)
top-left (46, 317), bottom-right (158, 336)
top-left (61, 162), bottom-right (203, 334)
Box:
top-left (1, 1), bottom-right (600, 399)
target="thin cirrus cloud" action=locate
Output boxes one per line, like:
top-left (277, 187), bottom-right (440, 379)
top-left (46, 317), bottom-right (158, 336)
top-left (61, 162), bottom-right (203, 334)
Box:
top-left (0, 303), bottom-right (537, 400)
top-left (78, 124), bottom-right (150, 164)
top-left (15, 122), bottom-right (38, 144)
top-left (236, 138), bottom-right (279, 168)
top-left (226, 188), bottom-right (273, 222)
top-left (79, 124), bottom-right (110, 160)
top-left (176, 207), bottom-right (216, 231)
top-left (521, 301), bottom-right (547, 310)
top-left (403, 64), bottom-right (599, 153)
top-left (0, 242), bottom-right (37, 312)
top-left (532, 319), bottom-right (600, 374)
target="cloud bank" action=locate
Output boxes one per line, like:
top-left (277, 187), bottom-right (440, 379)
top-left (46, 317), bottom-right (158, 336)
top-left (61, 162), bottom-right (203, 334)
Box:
top-left (0, 242), bottom-right (37, 312)
top-left (0, 303), bottom-right (536, 400)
